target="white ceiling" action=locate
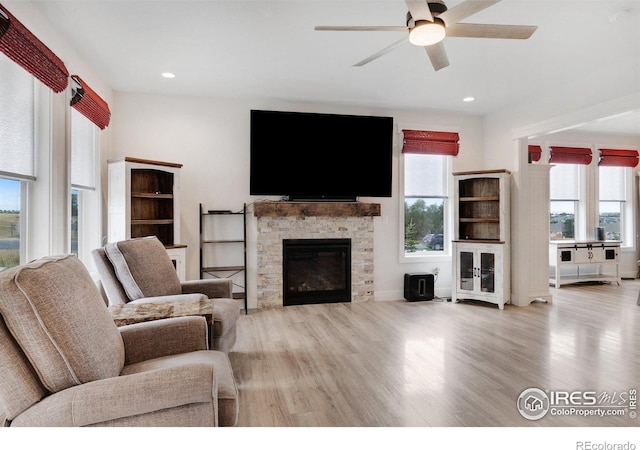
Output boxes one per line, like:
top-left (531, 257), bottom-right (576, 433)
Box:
top-left (32, 0), bottom-right (640, 135)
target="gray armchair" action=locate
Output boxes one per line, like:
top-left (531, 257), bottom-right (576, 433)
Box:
top-left (0, 254), bottom-right (238, 426)
top-left (92, 236), bottom-right (239, 353)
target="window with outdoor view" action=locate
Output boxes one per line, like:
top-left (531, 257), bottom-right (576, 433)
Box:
top-left (549, 163), bottom-right (580, 240)
top-left (404, 153), bottom-right (449, 255)
top-left (0, 52), bottom-right (35, 270)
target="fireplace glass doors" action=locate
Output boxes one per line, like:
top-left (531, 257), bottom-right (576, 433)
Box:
top-left (283, 239), bottom-right (351, 306)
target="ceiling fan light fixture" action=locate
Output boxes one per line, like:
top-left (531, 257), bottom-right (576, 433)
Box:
top-left (409, 20), bottom-right (446, 46)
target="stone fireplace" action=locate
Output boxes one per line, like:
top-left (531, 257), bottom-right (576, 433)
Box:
top-left (283, 238), bottom-right (351, 306)
top-left (254, 202), bottom-right (380, 308)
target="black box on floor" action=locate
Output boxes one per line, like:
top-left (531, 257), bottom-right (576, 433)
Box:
top-left (404, 273), bottom-right (434, 301)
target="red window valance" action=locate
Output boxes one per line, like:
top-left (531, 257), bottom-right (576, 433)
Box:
top-left (598, 148), bottom-right (639, 168)
top-left (71, 75), bottom-right (111, 130)
top-left (402, 129), bottom-right (459, 156)
top-left (0, 3), bottom-right (69, 93)
top-left (549, 146), bottom-right (592, 165)
top-left (528, 145), bottom-right (542, 162)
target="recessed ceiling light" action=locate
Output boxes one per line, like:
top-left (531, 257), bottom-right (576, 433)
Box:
top-left (161, 72), bottom-right (176, 79)
top-left (463, 96), bottom-right (475, 102)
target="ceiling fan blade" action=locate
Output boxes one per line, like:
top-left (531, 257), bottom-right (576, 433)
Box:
top-left (405, 0), bottom-right (433, 22)
top-left (447, 23), bottom-right (537, 39)
top-left (439, 0), bottom-right (501, 25)
top-left (315, 25), bottom-right (408, 32)
top-left (354, 36), bottom-right (409, 67)
top-left (425, 41), bottom-right (449, 71)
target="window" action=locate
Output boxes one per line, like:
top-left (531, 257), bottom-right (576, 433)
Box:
top-left (403, 153), bottom-right (449, 256)
top-left (598, 165), bottom-right (630, 242)
top-left (549, 163), bottom-right (581, 240)
top-left (0, 178), bottom-right (22, 270)
top-left (70, 108), bottom-right (100, 262)
top-left (0, 52), bottom-right (35, 268)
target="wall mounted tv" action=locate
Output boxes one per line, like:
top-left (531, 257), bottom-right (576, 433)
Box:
top-left (250, 109), bottom-right (393, 201)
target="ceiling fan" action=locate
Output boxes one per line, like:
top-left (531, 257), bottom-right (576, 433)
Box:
top-left (315, 0), bottom-right (537, 71)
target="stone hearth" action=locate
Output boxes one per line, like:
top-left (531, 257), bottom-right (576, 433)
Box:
top-left (254, 202), bottom-right (380, 309)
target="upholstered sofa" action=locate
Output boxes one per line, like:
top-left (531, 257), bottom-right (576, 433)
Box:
top-left (0, 254), bottom-right (238, 426)
top-left (92, 236), bottom-right (239, 354)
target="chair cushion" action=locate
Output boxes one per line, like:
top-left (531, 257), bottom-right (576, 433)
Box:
top-left (0, 314), bottom-right (47, 421)
top-left (0, 255), bottom-right (125, 393)
top-left (104, 236), bottom-right (181, 301)
top-left (121, 349), bottom-right (238, 426)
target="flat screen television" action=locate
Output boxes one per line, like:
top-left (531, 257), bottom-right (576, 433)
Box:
top-left (250, 109), bottom-right (393, 201)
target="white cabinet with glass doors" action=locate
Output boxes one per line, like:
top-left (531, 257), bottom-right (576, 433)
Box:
top-left (452, 170), bottom-right (511, 309)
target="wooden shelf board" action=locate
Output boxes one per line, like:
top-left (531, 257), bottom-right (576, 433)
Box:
top-left (131, 192), bottom-right (173, 199)
top-left (459, 196), bottom-right (499, 202)
top-left (109, 156), bottom-right (183, 168)
top-left (254, 201), bottom-right (381, 218)
top-left (459, 218), bottom-right (500, 223)
top-left (202, 266), bottom-right (245, 272)
top-left (131, 219), bottom-right (174, 225)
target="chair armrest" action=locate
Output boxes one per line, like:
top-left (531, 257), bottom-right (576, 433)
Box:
top-left (120, 316), bottom-right (208, 365)
top-left (181, 279), bottom-right (233, 299)
top-left (129, 293), bottom-right (207, 304)
top-left (11, 363), bottom-right (217, 427)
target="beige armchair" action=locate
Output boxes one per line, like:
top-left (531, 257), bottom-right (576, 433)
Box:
top-left (92, 236), bottom-right (239, 353)
top-left (0, 254), bottom-right (238, 426)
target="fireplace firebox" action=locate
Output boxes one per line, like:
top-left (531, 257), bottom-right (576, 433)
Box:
top-left (282, 238), bottom-right (351, 306)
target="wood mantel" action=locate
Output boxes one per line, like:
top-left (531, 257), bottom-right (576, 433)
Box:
top-left (253, 201), bottom-right (381, 218)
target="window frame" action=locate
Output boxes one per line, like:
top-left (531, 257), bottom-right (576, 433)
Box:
top-left (68, 107), bottom-right (101, 267)
top-left (399, 151), bottom-right (453, 263)
top-left (597, 164), bottom-right (634, 248)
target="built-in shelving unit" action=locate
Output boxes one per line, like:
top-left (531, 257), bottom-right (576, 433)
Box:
top-left (199, 204), bottom-right (247, 314)
top-left (108, 157), bottom-right (186, 280)
top-left (452, 169), bottom-right (511, 309)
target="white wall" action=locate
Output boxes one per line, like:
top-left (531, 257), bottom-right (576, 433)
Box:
top-left (110, 93), bottom-right (485, 307)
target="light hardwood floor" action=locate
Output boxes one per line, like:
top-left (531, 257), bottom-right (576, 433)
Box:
top-left (229, 281), bottom-right (640, 427)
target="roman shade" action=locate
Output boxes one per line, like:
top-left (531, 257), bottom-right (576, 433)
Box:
top-left (402, 130), bottom-right (460, 156)
top-left (598, 148), bottom-right (639, 168)
top-left (549, 146), bottom-right (592, 165)
top-left (528, 145), bottom-right (542, 162)
top-left (71, 75), bottom-right (111, 130)
top-left (0, 54), bottom-right (35, 181)
top-left (70, 109), bottom-right (96, 190)
top-left (0, 3), bottom-right (69, 93)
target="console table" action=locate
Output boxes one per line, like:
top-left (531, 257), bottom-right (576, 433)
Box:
top-left (549, 240), bottom-right (621, 288)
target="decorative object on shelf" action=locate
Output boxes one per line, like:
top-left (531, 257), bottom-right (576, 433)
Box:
top-left (200, 204), bottom-right (247, 314)
top-left (452, 169), bottom-right (511, 309)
